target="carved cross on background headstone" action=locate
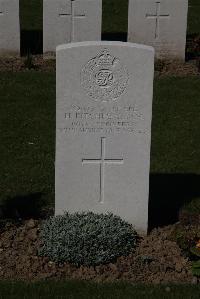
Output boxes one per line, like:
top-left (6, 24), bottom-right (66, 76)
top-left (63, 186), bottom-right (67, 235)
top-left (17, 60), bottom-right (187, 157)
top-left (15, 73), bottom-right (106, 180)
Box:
top-left (0, 0), bottom-right (4, 16)
top-left (59, 0), bottom-right (86, 41)
top-left (146, 1), bottom-right (170, 39)
top-left (82, 137), bottom-right (124, 204)
top-left (0, 7), bottom-right (3, 16)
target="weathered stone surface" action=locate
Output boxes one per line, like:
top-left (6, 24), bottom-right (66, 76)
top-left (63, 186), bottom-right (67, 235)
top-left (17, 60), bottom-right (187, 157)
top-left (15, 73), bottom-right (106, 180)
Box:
top-left (0, 0), bottom-right (20, 55)
top-left (56, 41), bottom-right (154, 233)
top-left (43, 0), bottom-right (102, 53)
top-left (128, 0), bottom-right (188, 60)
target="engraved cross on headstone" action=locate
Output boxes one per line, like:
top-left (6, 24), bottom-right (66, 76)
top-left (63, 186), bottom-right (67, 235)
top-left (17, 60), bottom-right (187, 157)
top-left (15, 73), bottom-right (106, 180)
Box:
top-left (82, 137), bottom-right (124, 204)
top-left (59, 0), bottom-right (86, 42)
top-left (0, 0), bottom-right (4, 16)
top-left (146, 1), bottom-right (170, 39)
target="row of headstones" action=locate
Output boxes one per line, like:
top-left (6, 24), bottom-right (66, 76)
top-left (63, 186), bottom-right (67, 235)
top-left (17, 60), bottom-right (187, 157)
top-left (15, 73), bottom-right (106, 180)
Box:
top-left (1, 0), bottom-right (188, 59)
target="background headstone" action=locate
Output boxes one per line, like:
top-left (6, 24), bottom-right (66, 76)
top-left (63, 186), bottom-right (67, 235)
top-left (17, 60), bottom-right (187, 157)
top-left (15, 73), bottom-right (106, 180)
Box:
top-left (56, 41), bottom-right (154, 234)
top-left (0, 0), bottom-right (20, 55)
top-left (128, 0), bottom-right (188, 60)
top-left (43, 0), bottom-right (102, 53)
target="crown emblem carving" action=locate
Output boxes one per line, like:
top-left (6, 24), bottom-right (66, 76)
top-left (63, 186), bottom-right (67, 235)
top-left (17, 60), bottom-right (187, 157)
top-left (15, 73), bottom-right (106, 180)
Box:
top-left (81, 48), bottom-right (129, 102)
top-left (97, 49), bottom-right (115, 68)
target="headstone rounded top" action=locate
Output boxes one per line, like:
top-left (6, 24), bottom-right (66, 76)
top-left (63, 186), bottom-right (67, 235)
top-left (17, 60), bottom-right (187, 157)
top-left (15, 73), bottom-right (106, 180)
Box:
top-left (56, 41), bottom-right (155, 53)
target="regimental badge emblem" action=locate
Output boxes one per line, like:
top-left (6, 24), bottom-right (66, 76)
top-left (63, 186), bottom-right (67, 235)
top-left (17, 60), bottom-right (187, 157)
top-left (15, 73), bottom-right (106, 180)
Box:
top-left (81, 49), bottom-right (129, 102)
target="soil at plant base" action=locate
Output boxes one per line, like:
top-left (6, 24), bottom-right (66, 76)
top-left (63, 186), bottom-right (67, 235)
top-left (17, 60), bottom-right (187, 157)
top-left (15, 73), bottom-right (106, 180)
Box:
top-left (0, 55), bottom-right (56, 72)
top-left (0, 55), bottom-right (199, 77)
top-left (0, 219), bottom-right (199, 284)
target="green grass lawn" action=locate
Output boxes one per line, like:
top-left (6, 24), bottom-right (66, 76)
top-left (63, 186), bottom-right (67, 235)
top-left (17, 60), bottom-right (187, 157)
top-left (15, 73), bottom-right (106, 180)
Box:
top-left (0, 72), bottom-right (55, 210)
top-left (151, 76), bottom-right (200, 173)
top-left (0, 72), bottom-right (200, 212)
top-left (188, 0), bottom-right (200, 35)
top-left (20, 0), bottom-right (200, 34)
top-left (0, 281), bottom-right (199, 299)
top-left (20, 0), bottom-right (42, 32)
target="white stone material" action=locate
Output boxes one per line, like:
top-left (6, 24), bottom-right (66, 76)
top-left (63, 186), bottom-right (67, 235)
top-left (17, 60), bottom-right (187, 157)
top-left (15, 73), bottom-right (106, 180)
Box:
top-left (43, 0), bottom-right (102, 53)
top-left (56, 41), bottom-right (154, 234)
top-left (128, 0), bottom-right (188, 60)
top-left (0, 0), bottom-right (20, 55)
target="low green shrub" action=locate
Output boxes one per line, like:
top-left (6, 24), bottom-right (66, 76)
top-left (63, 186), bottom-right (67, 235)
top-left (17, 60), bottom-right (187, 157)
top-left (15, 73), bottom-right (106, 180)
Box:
top-left (38, 212), bottom-right (138, 266)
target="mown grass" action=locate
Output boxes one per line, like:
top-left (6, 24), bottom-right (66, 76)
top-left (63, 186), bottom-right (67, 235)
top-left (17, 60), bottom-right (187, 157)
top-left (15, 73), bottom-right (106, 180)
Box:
top-left (0, 72), bottom-right (55, 209)
top-left (20, 0), bottom-right (43, 32)
top-left (188, 0), bottom-right (200, 35)
top-left (151, 76), bottom-right (200, 174)
top-left (0, 281), bottom-right (199, 299)
top-left (0, 72), bottom-right (200, 211)
top-left (20, 0), bottom-right (200, 34)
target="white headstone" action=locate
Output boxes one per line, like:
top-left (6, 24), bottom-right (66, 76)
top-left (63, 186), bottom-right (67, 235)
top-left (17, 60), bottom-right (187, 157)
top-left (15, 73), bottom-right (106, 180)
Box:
top-left (0, 0), bottom-right (20, 55)
top-left (128, 0), bottom-right (188, 60)
top-left (56, 41), bottom-right (154, 234)
top-left (43, 0), bottom-right (102, 53)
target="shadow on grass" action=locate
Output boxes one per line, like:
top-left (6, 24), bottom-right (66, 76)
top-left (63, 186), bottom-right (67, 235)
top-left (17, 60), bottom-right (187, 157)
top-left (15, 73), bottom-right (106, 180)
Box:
top-left (186, 34), bottom-right (200, 61)
top-left (0, 174), bottom-right (199, 229)
top-left (0, 192), bottom-right (53, 220)
top-left (102, 32), bottom-right (127, 42)
top-left (149, 173), bottom-right (200, 231)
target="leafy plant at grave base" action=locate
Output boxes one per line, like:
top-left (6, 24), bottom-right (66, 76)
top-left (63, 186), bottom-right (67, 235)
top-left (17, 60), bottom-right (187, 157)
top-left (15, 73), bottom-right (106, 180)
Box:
top-left (23, 50), bottom-right (35, 70)
top-left (154, 59), bottom-right (167, 73)
top-left (190, 240), bottom-right (200, 257)
top-left (186, 34), bottom-right (200, 59)
top-left (170, 225), bottom-right (200, 258)
top-left (38, 212), bottom-right (138, 266)
top-left (171, 228), bottom-right (200, 277)
top-left (190, 240), bottom-right (200, 277)
top-left (192, 260), bottom-right (200, 277)
top-left (179, 198), bottom-right (200, 225)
